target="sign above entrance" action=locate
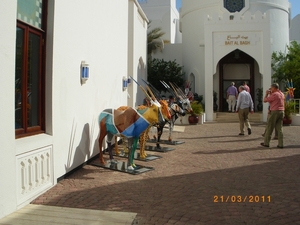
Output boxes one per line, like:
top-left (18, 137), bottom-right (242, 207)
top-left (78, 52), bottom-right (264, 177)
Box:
top-left (226, 35), bottom-right (250, 45)
top-left (215, 33), bottom-right (261, 46)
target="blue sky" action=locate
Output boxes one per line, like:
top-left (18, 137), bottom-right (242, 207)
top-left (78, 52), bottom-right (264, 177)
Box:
top-left (176, 0), bottom-right (300, 18)
top-left (289, 0), bottom-right (300, 18)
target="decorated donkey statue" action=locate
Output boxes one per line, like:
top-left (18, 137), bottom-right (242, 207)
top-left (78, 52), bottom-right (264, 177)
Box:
top-left (138, 80), bottom-right (193, 153)
top-left (150, 81), bottom-right (192, 149)
top-left (137, 98), bottom-right (171, 158)
top-left (285, 79), bottom-right (296, 102)
top-left (98, 84), bottom-right (164, 170)
top-left (114, 97), bottom-right (171, 159)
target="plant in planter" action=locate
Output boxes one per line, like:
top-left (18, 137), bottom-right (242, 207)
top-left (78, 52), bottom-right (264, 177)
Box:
top-left (188, 101), bottom-right (204, 125)
top-left (283, 100), bottom-right (295, 125)
top-left (256, 87), bottom-right (263, 111)
top-left (213, 91), bottom-right (218, 111)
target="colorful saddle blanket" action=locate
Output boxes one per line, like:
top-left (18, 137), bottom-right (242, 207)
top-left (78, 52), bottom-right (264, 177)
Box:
top-left (99, 108), bottom-right (150, 138)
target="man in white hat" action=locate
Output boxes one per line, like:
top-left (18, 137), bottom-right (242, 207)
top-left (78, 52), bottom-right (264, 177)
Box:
top-left (226, 82), bottom-right (238, 112)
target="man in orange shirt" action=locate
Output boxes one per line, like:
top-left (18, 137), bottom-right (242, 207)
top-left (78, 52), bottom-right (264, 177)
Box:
top-left (261, 83), bottom-right (285, 148)
top-left (242, 81), bottom-right (250, 93)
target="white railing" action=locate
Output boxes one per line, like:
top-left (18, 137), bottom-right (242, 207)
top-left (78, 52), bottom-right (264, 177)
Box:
top-left (291, 99), bottom-right (300, 114)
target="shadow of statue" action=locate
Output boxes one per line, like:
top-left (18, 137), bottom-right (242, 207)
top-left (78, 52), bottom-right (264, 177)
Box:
top-left (65, 123), bottom-right (91, 172)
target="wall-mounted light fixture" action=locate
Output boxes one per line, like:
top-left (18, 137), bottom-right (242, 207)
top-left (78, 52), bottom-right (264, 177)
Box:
top-left (123, 76), bottom-right (128, 91)
top-left (127, 77), bottom-right (132, 86)
top-left (81, 61), bottom-right (89, 84)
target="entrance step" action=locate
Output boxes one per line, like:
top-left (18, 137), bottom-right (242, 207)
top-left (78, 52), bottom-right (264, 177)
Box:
top-left (0, 204), bottom-right (137, 225)
top-left (215, 112), bottom-right (262, 122)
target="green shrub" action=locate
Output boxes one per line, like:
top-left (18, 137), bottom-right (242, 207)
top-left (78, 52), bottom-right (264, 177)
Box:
top-left (190, 101), bottom-right (204, 115)
top-left (284, 101), bottom-right (295, 120)
top-left (147, 58), bottom-right (185, 92)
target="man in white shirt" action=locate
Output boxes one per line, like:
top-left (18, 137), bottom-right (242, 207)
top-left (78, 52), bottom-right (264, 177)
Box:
top-left (236, 86), bottom-right (254, 135)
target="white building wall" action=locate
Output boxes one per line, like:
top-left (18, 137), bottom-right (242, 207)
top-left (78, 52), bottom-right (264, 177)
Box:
top-left (142, 1), bottom-right (290, 117)
top-left (139, 0), bottom-right (182, 43)
top-left (0, 0), bottom-right (148, 219)
top-left (170, 1), bottom-right (182, 43)
top-left (180, 2), bottom-right (215, 97)
top-left (179, 0), bottom-right (290, 121)
top-left (0, 0), bottom-right (18, 219)
top-left (254, 61), bottom-right (262, 110)
top-left (128, 0), bottom-right (149, 107)
top-left (267, 1), bottom-right (290, 53)
top-left (290, 14), bottom-right (300, 43)
top-left (153, 44), bottom-right (183, 65)
top-left (49, 0), bottom-right (130, 180)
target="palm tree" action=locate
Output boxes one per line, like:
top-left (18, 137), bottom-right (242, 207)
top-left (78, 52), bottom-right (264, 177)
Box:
top-left (147, 25), bottom-right (165, 59)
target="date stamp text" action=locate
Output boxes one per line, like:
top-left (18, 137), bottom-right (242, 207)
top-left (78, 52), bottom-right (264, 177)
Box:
top-left (213, 195), bottom-right (271, 203)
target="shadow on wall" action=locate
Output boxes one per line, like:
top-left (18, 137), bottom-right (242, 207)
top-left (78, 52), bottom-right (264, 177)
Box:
top-left (136, 57), bottom-right (147, 106)
top-left (65, 122), bottom-right (99, 172)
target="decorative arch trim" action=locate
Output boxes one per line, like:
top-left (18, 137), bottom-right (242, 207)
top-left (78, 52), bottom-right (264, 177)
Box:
top-left (214, 48), bottom-right (262, 74)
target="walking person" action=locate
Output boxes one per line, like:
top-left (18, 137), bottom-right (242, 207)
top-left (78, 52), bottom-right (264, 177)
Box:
top-left (262, 105), bottom-right (278, 139)
top-left (227, 82), bottom-right (238, 112)
top-left (236, 86), bottom-right (254, 135)
top-left (260, 83), bottom-right (285, 148)
top-left (242, 81), bottom-right (250, 93)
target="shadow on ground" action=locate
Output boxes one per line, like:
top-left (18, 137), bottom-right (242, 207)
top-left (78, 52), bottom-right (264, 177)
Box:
top-left (33, 154), bottom-right (300, 225)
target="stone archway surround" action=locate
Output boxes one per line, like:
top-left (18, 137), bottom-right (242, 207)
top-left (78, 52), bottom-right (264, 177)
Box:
top-left (204, 11), bottom-right (271, 122)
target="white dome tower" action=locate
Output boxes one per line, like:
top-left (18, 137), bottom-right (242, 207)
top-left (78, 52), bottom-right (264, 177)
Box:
top-left (180, 0), bottom-right (290, 121)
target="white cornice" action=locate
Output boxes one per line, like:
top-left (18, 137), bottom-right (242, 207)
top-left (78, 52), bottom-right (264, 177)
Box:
top-left (132, 0), bottom-right (150, 23)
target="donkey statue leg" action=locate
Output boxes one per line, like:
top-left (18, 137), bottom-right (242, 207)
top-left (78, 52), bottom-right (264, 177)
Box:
top-left (128, 137), bottom-right (138, 170)
top-left (139, 131), bottom-right (146, 159)
top-left (98, 120), bottom-right (108, 165)
top-left (168, 120), bottom-right (174, 142)
top-left (127, 138), bottom-right (133, 170)
top-left (114, 136), bottom-right (120, 155)
top-left (152, 126), bottom-right (157, 140)
top-left (156, 122), bottom-right (166, 149)
top-left (107, 133), bottom-right (117, 163)
top-left (122, 137), bottom-right (129, 154)
top-left (156, 126), bottom-right (163, 149)
top-left (139, 126), bottom-right (151, 159)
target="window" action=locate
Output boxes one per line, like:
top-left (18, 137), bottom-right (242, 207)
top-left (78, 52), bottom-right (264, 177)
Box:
top-left (224, 0), bottom-right (245, 13)
top-left (15, 0), bottom-right (47, 138)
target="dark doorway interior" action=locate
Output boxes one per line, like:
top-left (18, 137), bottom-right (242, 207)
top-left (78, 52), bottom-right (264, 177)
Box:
top-left (219, 49), bottom-right (254, 112)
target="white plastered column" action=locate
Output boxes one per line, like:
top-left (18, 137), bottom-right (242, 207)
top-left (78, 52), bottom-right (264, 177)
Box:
top-left (261, 36), bottom-right (272, 123)
top-left (204, 30), bottom-right (214, 121)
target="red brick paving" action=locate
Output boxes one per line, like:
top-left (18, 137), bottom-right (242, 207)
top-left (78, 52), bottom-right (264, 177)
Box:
top-left (32, 122), bottom-right (300, 224)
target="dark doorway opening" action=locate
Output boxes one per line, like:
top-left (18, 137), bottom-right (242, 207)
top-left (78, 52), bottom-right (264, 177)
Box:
top-left (219, 49), bottom-right (255, 112)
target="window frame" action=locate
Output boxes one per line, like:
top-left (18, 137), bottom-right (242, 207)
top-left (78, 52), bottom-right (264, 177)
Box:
top-left (15, 1), bottom-right (47, 138)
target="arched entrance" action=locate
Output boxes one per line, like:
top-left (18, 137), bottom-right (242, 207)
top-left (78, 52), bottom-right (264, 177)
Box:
top-left (218, 49), bottom-right (255, 112)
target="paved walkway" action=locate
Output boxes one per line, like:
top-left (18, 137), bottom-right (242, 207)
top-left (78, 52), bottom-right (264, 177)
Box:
top-left (30, 122), bottom-right (299, 225)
